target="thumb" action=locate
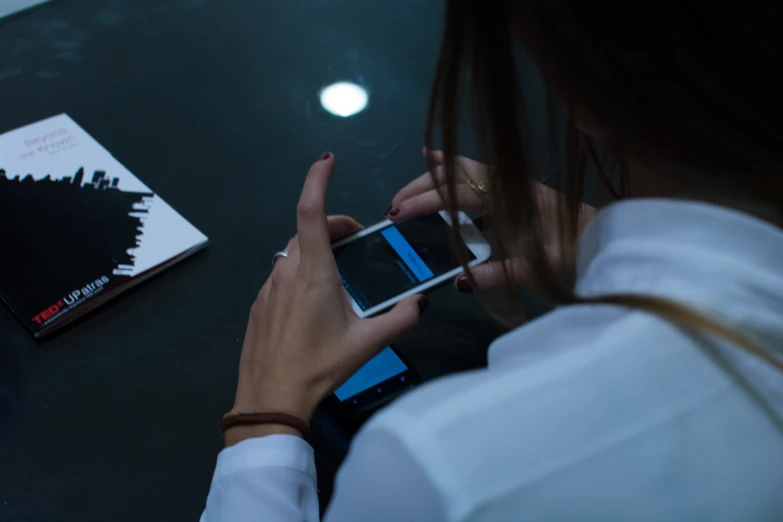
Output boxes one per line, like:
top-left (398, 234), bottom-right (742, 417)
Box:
top-left (354, 295), bottom-right (427, 349)
top-left (455, 258), bottom-right (530, 292)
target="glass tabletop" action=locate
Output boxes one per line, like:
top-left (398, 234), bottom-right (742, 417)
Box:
top-left (0, 1), bottom-right (551, 519)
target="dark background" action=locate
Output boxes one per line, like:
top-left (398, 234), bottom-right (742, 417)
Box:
top-left (0, 1), bottom-right (552, 520)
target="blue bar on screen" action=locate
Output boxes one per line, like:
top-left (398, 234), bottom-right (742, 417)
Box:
top-left (381, 226), bottom-right (434, 282)
top-left (334, 347), bottom-right (408, 401)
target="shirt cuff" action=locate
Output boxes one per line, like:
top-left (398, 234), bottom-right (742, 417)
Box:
top-left (211, 434), bottom-right (316, 485)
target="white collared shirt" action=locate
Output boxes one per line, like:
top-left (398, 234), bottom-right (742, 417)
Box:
top-left (201, 199), bottom-right (783, 522)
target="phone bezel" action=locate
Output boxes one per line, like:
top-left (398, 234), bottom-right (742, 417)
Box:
top-left (331, 210), bottom-right (491, 318)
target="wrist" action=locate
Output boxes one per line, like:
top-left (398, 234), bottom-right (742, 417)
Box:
top-left (232, 392), bottom-right (318, 425)
top-left (224, 423), bottom-right (303, 447)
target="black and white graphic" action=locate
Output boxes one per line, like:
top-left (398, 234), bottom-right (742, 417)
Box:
top-left (0, 115), bottom-right (208, 337)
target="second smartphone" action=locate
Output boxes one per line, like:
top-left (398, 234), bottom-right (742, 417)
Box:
top-left (327, 344), bottom-right (418, 430)
top-left (331, 210), bottom-right (491, 317)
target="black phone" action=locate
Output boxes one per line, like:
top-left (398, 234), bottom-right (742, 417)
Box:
top-left (326, 345), bottom-right (419, 430)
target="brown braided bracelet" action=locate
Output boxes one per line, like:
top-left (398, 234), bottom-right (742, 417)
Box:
top-left (220, 411), bottom-right (310, 440)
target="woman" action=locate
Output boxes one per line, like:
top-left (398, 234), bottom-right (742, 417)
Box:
top-left (202, 2), bottom-right (783, 521)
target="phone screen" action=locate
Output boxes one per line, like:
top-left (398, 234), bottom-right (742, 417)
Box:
top-left (333, 213), bottom-right (475, 311)
top-left (334, 346), bottom-right (410, 404)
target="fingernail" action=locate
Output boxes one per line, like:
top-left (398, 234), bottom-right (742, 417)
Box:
top-left (417, 295), bottom-right (430, 314)
top-left (455, 275), bottom-right (473, 293)
top-left (386, 206), bottom-right (400, 217)
top-left (320, 151), bottom-right (332, 160)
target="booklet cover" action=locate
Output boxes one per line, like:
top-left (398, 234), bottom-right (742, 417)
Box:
top-left (0, 114), bottom-right (208, 338)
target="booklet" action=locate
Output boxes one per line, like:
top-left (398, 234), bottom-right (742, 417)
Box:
top-left (0, 114), bottom-right (208, 338)
top-left (0, 0), bottom-right (51, 20)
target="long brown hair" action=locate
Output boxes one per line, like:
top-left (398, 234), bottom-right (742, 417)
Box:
top-left (426, 1), bottom-right (783, 372)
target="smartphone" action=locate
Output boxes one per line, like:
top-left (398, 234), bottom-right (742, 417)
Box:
top-left (327, 345), bottom-right (418, 427)
top-left (331, 211), bottom-right (491, 317)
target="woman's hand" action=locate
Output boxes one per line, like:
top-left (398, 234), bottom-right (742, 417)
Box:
top-left (228, 153), bottom-right (427, 445)
top-left (387, 148), bottom-right (596, 293)
top-left (386, 148), bottom-right (488, 221)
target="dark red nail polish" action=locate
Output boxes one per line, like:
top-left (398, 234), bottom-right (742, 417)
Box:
top-left (320, 151), bottom-right (332, 160)
top-left (387, 207), bottom-right (400, 217)
top-left (456, 275), bottom-right (472, 293)
top-left (417, 296), bottom-right (430, 314)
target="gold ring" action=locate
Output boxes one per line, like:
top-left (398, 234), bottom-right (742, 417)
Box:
top-left (465, 178), bottom-right (490, 195)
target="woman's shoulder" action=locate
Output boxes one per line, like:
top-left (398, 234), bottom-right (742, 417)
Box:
top-left (375, 303), bottom-right (782, 445)
top-left (364, 304), bottom-right (783, 520)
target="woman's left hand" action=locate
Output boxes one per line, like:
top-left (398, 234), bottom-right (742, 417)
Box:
top-left (228, 153), bottom-right (427, 444)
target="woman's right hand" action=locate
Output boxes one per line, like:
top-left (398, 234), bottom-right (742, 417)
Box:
top-left (387, 148), bottom-right (596, 293)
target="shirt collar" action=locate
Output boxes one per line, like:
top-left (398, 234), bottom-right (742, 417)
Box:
top-left (576, 198), bottom-right (783, 324)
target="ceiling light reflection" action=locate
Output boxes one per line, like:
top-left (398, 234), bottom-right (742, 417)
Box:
top-left (319, 82), bottom-right (368, 117)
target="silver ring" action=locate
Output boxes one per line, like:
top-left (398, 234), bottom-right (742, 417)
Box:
top-left (272, 250), bottom-right (289, 265)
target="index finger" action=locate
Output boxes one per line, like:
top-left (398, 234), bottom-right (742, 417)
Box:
top-left (297, 152), bottom-right (335, 261)
top-left (391, 166), bottom-right (447, 207)
top-left (422, 147), bottom-right (445, 164)
top-left (390, 185), bottom-right (483, 222)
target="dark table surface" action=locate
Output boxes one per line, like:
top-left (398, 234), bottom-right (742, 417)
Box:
top-left (0, 1), bottom-right (555, 520)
